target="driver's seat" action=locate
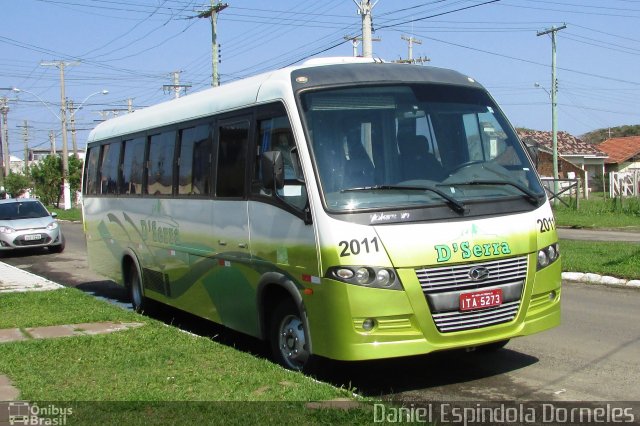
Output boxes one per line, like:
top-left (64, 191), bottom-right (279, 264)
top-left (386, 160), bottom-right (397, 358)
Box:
top-left (399, 135), bottom-right (446, 181)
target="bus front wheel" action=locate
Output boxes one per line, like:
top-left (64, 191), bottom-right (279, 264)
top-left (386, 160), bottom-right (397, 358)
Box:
top-left (270, 299), bottom-right (310, 371)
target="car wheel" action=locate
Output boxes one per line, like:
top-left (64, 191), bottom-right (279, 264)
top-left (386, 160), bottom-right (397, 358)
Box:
top-left (49, 234), bottom-right (65, 254)
top-left (270, 299), bottom-right (310, 371)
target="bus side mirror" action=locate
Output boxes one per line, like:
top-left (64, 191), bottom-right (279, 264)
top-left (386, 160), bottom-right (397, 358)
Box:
top-left (261, 151), bottom-right (284, 190)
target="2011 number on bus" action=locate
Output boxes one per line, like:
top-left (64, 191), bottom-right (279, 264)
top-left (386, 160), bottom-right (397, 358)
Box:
top-left (339, 237), bottom-right (380, 257)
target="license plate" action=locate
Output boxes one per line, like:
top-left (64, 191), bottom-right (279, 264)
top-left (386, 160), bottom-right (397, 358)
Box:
top-left (459, 288), bottom-right (503, 311)
top-left (24, 234), bottom-right (42, 241)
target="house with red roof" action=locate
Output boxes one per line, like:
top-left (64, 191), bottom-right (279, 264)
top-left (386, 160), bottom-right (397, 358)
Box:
top-left (516, 129), bottom-right (608, 195)
top-left (597, 136), bottom-right (640, 173)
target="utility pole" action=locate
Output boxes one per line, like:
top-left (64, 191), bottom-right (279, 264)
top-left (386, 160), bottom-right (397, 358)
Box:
top-left (396, 35), bottom-right (430, 64)
top-left (537, 24), bottom-right (566, 197)
top-left (41, 60), bottom-right (80, 210)
top-left (402, 35), bottom-right (421, 61)
top-left (16, 120), bottom-right (32, 174)
top-left (354, 0), bottom-right (378, 58)
top-left (0, 97), bottom-right (9, 178)
top-left (68, 99), bottom-right (79, 158)
top-left (49, 131), bottom-right (56, 156)
top-left (198, 1), bottom-right (228, 87)
top-left (344, 34), bottom-right (381, 57)
top-left (127, 98), bottom-right (134, 113)
top-left (344, 35), bottom-right (361, 57)
top-left (163, 71), bottom-right (191, 99)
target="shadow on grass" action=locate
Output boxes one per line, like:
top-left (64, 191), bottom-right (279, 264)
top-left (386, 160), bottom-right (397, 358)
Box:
top-left (68, 279), bottom-right (540, 399)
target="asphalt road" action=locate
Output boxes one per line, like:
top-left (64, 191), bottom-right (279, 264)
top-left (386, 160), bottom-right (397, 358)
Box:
top-left (2, 222), bottom-right (639, 402)
top-left (557, 228), bottom-right (640, 242)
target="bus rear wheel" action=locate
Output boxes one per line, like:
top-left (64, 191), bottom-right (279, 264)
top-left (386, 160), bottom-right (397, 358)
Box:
top-left (270, 299), bottom-right (310, 371)
top-left (127, 263), bottom-right (146, 313)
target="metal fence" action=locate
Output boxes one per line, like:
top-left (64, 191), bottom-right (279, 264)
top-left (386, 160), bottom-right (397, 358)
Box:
top-left (540, 178), bottom-right (580, 208)
top-left (609, 170), bottom-right (640, 198)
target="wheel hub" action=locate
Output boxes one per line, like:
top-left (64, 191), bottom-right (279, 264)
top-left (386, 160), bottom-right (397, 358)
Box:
top-left (278, 315), bottom-right (308, 368)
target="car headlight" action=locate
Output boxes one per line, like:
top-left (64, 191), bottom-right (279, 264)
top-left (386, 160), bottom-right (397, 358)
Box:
top-left (0, 226), bottom-right (15, 234)
top-left (326, 266), bottom-right (402, 290)
top-left (537, 243), bottom-right (560, 270)
top-left (46, 222), bottom-right (59, 230)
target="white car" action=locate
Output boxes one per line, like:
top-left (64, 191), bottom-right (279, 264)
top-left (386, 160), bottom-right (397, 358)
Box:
top-left (0, 198), bottom-right (65, 254)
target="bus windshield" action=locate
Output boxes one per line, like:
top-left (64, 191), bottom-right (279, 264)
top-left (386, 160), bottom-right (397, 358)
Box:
top-left (300, 84), bottom-right (545, 212)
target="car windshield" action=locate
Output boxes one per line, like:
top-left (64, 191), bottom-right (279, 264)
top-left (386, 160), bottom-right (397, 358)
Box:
top-left (299, 84), bottom-right (545, 212)
top-left (0, 201), bottom-right (50, 220)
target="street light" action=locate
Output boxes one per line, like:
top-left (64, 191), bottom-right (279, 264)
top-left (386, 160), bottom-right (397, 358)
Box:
top-left (534, 82), bottom-right (550, 98)
top-left (11, 88), bottom-right (108, 209)
top-left (534, 82), bottom-right (559, 204)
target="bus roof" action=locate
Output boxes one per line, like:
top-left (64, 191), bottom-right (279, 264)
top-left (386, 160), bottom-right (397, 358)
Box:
top-left (86, 57), bottom-right (483, 143)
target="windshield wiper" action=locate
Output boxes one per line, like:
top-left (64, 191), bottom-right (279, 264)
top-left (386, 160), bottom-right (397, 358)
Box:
top-left (340, 185), bottom-right (466, 214)
top-left (438, 179), bottom-right (543, 205)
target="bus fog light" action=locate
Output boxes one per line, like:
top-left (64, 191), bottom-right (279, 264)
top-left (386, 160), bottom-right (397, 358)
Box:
top-left (376, 269), bottom-right (393, 287)
top-left (335, 268), bottom-right (354, 280)
top-left (355, 267), bottom-right (372, 285)
top-left (537, 250), bottom-right (549, 268)
top-left (549, 290), bottom-right (556, 301)
top-left (362, 318), bottom-right (376, 331)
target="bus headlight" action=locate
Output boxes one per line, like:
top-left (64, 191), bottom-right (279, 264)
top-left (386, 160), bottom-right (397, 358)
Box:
top-left (376, 269), bottom-right (394, 287)
top-left (355, 267), bottom-right (373, 285)
top-left (537, 243), bottom-right (560, 270)
top-left (327, 266), bottom-right (403, 290)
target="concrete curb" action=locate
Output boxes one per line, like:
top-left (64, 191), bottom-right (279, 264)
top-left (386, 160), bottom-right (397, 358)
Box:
top-left (562, 272), bottom-right (640, 288)
top-left (0, 262), bottom-right (63, 293)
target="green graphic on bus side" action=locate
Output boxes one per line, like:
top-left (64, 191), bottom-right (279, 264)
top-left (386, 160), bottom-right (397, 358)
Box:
top-left (140, 219), bottom-right (180, 245)
top-left (434, 240), bottom-right (512, 263)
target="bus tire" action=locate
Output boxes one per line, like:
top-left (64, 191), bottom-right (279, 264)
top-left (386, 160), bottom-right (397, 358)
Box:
top-left (127, 262), bottom-right (146, 313)
top-left (270, 299), bottom-right (310, 371)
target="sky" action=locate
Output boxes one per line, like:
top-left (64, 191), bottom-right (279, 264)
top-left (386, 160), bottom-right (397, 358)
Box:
top-left (1, 0), bottom-right (640, 160)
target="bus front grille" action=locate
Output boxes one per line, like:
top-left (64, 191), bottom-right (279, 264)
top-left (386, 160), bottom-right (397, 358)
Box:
top-left (415, 256), bottom-right (528, 333)
top-left (431, 301), bottom-right (520, 332)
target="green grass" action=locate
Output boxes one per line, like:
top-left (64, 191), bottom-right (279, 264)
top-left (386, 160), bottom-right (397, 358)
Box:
top-left (560, 240), bottom-right (640, 280)
top-left (48, 206), bottom-right (83, 222)
top-left (0, 288), bottom-right (375, 423)
top-left (553, 194), bottom-right (640, 230)
top-left (0, 289), bottom-right (138, 329)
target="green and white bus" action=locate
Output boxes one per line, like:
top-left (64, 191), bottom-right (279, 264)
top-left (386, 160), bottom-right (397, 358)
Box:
top-left (82, 57), bottom-right (561, 371)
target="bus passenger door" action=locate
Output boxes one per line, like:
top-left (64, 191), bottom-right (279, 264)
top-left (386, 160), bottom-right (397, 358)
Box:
top-left (209, 116), bottom-right (255, 335)
top-left (249, 105), bottom-right (317, 294)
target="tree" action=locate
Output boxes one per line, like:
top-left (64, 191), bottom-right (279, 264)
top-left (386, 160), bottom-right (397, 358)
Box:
top-left (68, 156), bottom-right (84, 198)
top-left (29, 155), bottom-right (84, 207)
top-left (582, 125), bottom-right (640, 145)
top-left (30, 155), bottom-right (62, 207)
top-left (3, 172), bottom-right (32, 198)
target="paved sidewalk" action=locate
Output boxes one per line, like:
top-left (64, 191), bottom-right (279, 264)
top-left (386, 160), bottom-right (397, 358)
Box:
top-left (0, 261), bottom-right (63, 293)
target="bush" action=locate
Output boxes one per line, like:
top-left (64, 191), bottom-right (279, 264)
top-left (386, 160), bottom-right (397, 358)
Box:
top-left (3, 172), bottom-right (32, 198)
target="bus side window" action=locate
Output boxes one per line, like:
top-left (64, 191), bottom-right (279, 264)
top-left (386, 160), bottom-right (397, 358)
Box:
top-left (120, 136), bottom-right (145, 195)
top-left (253, 114), bottom-right (308, 211)
top-left (178, 124), bottom-right (211, 196)
top-left (216, 120), bottom-right (249, 198)
top-left (84, 146), bottom-right (100, 195)
top-left (99, 142), bottom-right (120, 195)
top-left (146, 131), bottom-right (176, 196)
